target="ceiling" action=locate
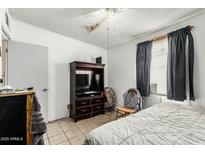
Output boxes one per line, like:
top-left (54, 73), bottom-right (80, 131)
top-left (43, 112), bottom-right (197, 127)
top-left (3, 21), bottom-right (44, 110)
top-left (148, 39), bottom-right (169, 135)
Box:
top-left (9, 8), bottom-right (203, 49)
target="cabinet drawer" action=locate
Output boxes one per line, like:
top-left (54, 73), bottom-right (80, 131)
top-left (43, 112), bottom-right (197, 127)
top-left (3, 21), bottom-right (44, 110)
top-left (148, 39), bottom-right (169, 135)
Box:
top-left (92, 104), bottom-right (104, 112)
top-left (76, 100), bottom-right (90, 107)
top-left (76, 106), bottom-right (91, 115)
top-left (92, 98), bottom-right (103, 105)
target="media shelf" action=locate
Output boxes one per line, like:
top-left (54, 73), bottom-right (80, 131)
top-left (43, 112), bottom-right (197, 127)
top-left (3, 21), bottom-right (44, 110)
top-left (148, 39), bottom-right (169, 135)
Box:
top-left (69, 61), bottom-right (105, 122)
top-left (76, 91), bottom-right (101, 96)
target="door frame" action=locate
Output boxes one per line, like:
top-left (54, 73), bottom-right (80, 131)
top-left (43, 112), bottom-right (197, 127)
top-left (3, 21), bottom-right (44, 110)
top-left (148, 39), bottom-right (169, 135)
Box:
top-left (1, 29), bottom-right (9, 85)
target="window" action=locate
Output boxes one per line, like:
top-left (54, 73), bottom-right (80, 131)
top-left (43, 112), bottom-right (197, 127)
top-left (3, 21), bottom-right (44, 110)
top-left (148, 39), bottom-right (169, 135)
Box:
top-left (150, 37), bottom-right (168, 95)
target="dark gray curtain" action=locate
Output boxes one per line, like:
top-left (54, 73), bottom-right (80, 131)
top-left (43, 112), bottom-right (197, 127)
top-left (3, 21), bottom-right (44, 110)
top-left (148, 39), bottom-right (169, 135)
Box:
top-left (167, 26), bottom-right (195, 101)
top-left (136, 41), bottom-right (152, 96)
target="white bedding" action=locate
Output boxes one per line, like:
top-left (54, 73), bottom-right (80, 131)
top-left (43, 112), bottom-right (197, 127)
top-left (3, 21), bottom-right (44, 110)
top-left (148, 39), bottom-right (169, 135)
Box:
top-left (84, 103), bottom-right (205, 145)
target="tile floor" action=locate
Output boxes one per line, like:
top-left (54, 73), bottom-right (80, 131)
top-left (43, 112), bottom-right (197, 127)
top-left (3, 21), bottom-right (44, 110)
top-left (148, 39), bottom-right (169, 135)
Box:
top-left (44, 111), bottom-right (117, 145)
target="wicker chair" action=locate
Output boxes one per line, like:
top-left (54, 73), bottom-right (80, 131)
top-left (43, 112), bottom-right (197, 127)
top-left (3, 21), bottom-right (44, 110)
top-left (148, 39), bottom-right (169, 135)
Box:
top-left (115, 88), bottom-right (142, 120)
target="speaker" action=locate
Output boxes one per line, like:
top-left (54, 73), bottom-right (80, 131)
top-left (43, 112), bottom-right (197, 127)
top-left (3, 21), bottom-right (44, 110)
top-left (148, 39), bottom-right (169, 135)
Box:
top-left (96, 57), bottom-right (102, 64)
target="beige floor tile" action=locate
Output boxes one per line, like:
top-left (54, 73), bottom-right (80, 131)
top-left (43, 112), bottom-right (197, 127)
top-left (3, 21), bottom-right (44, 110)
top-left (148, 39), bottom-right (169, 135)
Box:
top-left (58, 118), bottom-right (72, 122)
top-left (58, 119), bottom-right (74, 127)
top-left (86, 121), bottom-right (98, 129)
top-left (70, 135), bottom-right (85, 145)
top-left (75, 122), bottom-right (92, 130)
top-left (47, 128), bottom-right (64, 138)
top-left (106, 111), bottom-right (116, 114)
top-left (44, 139), bottom-right (50, 145)
top-left (77, 124), bottom-right (93, 134)
top-left (65, 129), bottom-right (82, 139)
top-left (93, 122), bottom-right (104, 128)
top-left (93, 115), bottom-right (111, 124)
top-left (82, 118), bottom-right (93, 124)
top-left (59, 122), bottom-right (72, 127)
top-left (49, 134), bottom-right (67, 145)
top-left (47, 121), bottom-right (59, 126)
top-left (74, 120), bottom-right (88, 127)
top-left (83, 118), bottom-right (97, 125)
top-left (62, 124), bottom-right (77, 132)
top-left (58, 140), bottom-right (71, 145)
top-left (47, 122), bottom-right (60, 130)
top-left (105, 111), bottom-right (117, 120)
top-left (46, 113), bottom-right (116, 145)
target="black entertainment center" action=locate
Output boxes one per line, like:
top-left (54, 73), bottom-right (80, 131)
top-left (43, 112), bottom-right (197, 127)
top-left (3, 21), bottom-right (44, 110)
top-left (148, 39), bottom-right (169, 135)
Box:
top-left (69, 61), bottom-right (105, 122)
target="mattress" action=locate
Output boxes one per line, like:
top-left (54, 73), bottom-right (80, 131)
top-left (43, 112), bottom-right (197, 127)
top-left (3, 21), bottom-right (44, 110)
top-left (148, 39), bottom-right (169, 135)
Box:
top-left (84, 103), bottom-right (205, 145)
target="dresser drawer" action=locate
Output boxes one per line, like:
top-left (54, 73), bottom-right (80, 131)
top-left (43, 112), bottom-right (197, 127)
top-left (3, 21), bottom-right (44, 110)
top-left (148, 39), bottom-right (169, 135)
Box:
top-left (92, 98), bottom-right (104, 105)
top-left (92, 104), bottom-right (104, 112)
top-left (76, 106), bottom-right (91, 115)
top-left (76, 100), bottom-right (90, 107)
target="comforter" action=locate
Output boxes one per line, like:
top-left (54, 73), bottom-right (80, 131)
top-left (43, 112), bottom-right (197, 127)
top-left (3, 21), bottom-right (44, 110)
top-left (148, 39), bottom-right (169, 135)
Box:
top-left (84, 103), bottom-right (205, 145)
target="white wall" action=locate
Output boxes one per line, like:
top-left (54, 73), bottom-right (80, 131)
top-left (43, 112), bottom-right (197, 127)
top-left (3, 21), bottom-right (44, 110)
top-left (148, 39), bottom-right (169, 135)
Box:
top-left (108, 41), bottom-right (136, 107)
top-left (11, 19), bottom-right (108, 122)
top-left (108, 12), bottom-right (205, 108)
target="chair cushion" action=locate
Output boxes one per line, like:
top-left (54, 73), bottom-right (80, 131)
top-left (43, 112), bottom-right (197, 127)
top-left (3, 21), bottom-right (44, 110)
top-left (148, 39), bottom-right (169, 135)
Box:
top-left (116, 106), bottom-right (136, 114)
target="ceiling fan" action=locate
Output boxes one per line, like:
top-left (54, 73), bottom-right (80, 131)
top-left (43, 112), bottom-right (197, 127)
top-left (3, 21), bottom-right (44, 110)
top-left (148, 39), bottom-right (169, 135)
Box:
top-left (84, 8), bottom-right (126, 33)
top-left (56, 8), bottom-right (126, 33)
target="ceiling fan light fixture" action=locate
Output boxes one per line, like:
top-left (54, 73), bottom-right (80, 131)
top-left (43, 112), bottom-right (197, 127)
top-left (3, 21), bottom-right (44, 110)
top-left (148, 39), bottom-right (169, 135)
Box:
top-left (118, 8), bottom-right (126, 12)
top-left (104, 8), bottom-right (126, 18)
top-left (107, 11), bottom-right (115, 18)
top-left (99, 8), bottom-right (106, 14)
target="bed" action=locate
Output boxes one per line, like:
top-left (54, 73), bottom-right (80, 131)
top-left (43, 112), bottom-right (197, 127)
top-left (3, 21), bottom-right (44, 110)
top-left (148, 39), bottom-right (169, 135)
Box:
top-left (84, 103), bottom-right (205, 145)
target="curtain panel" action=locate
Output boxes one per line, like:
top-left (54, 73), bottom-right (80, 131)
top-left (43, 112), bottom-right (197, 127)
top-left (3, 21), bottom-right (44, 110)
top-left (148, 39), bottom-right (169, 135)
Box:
top-left (136, 41), bottom-right (152, 96)
top-left (167, 26), bottom-right (195, 101)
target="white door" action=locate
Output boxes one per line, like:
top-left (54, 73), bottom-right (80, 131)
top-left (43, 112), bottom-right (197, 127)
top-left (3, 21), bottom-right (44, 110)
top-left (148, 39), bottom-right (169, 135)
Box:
top-left (8, 41), bottom-right (48, 122)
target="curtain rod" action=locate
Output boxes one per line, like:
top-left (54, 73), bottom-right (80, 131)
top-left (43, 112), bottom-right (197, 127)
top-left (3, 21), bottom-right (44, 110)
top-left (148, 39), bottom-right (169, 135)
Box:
top-left (149, 25), bottom-right (194, 42)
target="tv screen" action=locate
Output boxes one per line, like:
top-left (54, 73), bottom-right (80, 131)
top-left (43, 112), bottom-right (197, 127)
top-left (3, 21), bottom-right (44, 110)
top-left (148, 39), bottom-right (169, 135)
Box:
top-left (90, 74), bottom-right (101, 91)
top-left (76, 74), bottom-right (91, 92)
top-left (76, 72), bottom-right (102, 94)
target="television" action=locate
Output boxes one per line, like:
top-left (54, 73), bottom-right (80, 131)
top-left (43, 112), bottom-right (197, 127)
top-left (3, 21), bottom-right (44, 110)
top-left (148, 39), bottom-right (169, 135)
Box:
top-left (76, 72), bottom-right (101, 94)
top-left (76, 73), bottom-right (91, 93)
top-left (90, 74), bottom-right (101, 91)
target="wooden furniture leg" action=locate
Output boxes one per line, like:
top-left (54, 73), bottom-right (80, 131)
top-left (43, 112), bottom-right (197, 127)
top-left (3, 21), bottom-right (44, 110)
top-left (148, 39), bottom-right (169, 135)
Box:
top-left (115, 109), bottom-right (119, 120)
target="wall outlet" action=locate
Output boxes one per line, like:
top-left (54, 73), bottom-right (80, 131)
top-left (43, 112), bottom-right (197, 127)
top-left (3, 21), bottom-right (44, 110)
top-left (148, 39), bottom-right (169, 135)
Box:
top-left (67, 104), bottom-right (70, 110)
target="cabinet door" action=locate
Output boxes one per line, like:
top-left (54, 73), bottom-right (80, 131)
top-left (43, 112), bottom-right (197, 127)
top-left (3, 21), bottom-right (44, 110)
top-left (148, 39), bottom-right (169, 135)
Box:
top-left (0, 96), bottom-right (27, 145)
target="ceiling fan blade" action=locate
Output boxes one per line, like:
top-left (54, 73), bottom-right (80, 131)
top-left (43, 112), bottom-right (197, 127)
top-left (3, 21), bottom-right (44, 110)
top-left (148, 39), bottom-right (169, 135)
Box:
top-left (84, 15), bottom-right (108, 33)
